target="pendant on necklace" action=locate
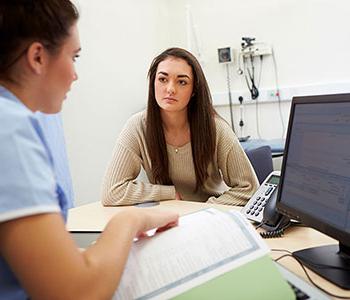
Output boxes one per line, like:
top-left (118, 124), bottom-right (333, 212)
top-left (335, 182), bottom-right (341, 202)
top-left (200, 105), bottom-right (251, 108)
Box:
top-left (175, 148), bottom-right (179, 153)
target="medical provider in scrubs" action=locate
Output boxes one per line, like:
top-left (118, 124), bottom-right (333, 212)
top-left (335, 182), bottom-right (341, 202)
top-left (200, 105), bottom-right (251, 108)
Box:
top-left (0, 1), bottom-right (178, 299)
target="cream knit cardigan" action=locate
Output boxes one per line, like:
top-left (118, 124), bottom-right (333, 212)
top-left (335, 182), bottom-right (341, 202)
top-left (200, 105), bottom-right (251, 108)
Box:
top-left (101, 111), bottom-right (258, 206)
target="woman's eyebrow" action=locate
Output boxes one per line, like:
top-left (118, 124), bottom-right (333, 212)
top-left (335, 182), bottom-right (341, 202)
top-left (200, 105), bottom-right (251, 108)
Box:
top-left (177, 74), bottom-right (190, 79)
top-left (157, 71), bottom-right (191, 79)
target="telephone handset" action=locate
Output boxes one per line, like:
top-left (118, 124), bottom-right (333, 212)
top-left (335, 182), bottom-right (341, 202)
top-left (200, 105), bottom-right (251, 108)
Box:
top-left (241, 171), bottom-right (290, 234)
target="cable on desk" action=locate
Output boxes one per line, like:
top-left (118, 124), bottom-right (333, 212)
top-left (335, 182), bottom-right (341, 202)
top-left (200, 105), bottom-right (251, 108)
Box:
top-left (273, 253), bottom-right (350, 299)
top-left (271, 248), bottom-right (293, 254)
top-left (260, 228), bottom-right (285, 238)
top-left (255, 222), bottom-right (263, 230)
top-left (258, 220), bottom-right (291, 239)
top-left (271, 249), bottom-right (350, 272)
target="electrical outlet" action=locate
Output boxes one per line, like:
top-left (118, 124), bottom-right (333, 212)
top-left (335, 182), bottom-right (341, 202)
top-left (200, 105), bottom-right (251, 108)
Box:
top-left (242, 44), bottom-right (272, 57)
top-left (218, 47), bottom-right (232, 63)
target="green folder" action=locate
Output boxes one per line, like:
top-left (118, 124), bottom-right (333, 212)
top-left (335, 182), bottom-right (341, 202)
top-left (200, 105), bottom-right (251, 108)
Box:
top-left (173, 255), bottom-right (295, 300)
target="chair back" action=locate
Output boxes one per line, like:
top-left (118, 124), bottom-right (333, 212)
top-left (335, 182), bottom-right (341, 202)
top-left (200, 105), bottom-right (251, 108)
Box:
top-left (245, 146), bottom-right (273, 184)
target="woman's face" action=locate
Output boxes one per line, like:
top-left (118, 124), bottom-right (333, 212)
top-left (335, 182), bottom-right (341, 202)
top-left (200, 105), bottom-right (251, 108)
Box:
top-left (154, 56), bottom-right (194, 114)
top-left (41, 23), bottom-right (81, 113)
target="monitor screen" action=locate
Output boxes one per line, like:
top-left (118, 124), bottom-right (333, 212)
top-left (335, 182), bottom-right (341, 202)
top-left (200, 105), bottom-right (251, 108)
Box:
top-left (277, 93), bottom-right (350, 290)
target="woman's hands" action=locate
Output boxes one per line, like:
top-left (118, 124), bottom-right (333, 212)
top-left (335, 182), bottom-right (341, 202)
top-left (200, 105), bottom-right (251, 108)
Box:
top-left (175, 191), bottom-right (183, 200)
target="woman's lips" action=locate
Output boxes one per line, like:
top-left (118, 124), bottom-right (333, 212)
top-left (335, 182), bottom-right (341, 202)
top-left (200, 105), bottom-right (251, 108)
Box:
top-left (164, 97), bottom-right (177, 102)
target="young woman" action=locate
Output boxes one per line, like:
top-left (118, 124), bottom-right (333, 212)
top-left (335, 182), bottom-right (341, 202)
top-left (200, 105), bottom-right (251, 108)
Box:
top-left (102, 48), bottom-right (259, 207)
top-left (0, 1), bottom-right (178, 299)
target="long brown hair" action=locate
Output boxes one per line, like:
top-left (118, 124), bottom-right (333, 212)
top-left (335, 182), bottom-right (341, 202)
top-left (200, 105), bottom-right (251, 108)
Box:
top-left (0, 0), bottom-right (79, 83)
top-left (146, 47), bottom-right (217, 191)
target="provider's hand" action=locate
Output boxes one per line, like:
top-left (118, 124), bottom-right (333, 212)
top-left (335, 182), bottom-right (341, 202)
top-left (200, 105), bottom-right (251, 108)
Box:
top-left (127, 207), bottom-right (179, 238)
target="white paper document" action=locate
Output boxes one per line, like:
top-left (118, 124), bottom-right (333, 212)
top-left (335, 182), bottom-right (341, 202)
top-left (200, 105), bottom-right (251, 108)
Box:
top-left (113, 208), bottom-right (269, 300)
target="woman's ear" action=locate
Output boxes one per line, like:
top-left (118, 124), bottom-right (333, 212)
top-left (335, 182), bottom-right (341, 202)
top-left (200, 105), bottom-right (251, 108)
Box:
top-left (26, 42), bottom-right (47, 75)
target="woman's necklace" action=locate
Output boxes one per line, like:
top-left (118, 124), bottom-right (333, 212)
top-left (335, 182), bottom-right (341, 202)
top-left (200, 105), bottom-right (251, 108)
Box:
top-left (165, 127), bottom-right (190, 154)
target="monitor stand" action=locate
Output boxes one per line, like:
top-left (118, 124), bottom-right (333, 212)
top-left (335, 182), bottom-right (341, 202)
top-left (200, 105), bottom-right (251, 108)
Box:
top-left (293, 243), bottom-right (350, 290)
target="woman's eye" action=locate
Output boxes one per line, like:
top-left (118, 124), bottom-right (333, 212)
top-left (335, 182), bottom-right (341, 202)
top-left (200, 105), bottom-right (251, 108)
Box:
top-left (179, 80), bottom-right (187, 86)
top-left (159, 77), bottom-right (167, 83)
top-left (73, 54), bottom-right (80, 62)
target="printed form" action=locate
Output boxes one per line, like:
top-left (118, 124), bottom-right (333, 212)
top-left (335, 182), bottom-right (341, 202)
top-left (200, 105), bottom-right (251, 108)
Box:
top-left (113, 208), bottom-right (269, 300)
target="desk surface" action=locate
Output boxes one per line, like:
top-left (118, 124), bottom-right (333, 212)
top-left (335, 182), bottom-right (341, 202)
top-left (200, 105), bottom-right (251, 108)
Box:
top-left (67, 200), bottom-right (350, 299)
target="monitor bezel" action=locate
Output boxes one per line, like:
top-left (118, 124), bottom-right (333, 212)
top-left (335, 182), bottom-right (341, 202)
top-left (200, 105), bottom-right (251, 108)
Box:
top-left (276, 93), bottom-right (350, 249)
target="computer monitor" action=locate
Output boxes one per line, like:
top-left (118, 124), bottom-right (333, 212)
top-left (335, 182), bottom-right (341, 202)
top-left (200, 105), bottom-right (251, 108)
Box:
top-left (276, 93), bottom-right (350, 290)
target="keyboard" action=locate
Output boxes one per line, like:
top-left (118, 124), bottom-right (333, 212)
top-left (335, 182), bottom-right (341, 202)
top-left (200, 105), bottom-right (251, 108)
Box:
top-left (288, 281), bottom-right (311, 300)
top-left (276, 263), bottom-right (330, 300)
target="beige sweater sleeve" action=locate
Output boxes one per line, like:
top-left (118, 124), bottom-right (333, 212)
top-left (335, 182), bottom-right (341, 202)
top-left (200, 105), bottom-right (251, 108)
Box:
top-left (207, 120), bottom-right (259, 206)
top-left (101, 114), bottom-right (176, 206)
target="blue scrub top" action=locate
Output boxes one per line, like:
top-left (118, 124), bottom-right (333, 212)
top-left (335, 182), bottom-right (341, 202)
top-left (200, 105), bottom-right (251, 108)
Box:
top-left (36, 112), bottom-right (74, 209)
top-left (0, 86), bottom-right (68, 299)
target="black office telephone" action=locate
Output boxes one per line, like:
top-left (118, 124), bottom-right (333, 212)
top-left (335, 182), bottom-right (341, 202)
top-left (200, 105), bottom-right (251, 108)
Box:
top-left (241, 171), bottom-right (290, 237)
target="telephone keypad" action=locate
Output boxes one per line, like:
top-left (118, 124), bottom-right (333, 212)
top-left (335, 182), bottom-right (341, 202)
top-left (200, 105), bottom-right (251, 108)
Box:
top-left (241, 174), bottom-right (280, 223)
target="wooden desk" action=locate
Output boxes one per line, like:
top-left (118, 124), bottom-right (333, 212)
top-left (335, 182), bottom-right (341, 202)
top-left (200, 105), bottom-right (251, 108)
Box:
top-left (67, 200), bottom-right (350, 299)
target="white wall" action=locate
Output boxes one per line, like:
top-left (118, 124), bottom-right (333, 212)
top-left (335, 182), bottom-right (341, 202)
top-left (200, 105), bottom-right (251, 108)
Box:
top-left (64, 0), bottom-right (350, 206)
top-left (63, 0), bottom-right (171, 205)
top-left (177, 0), bottom-right (350, 137)
top-left (183, 0), bottom-right (350, 88)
